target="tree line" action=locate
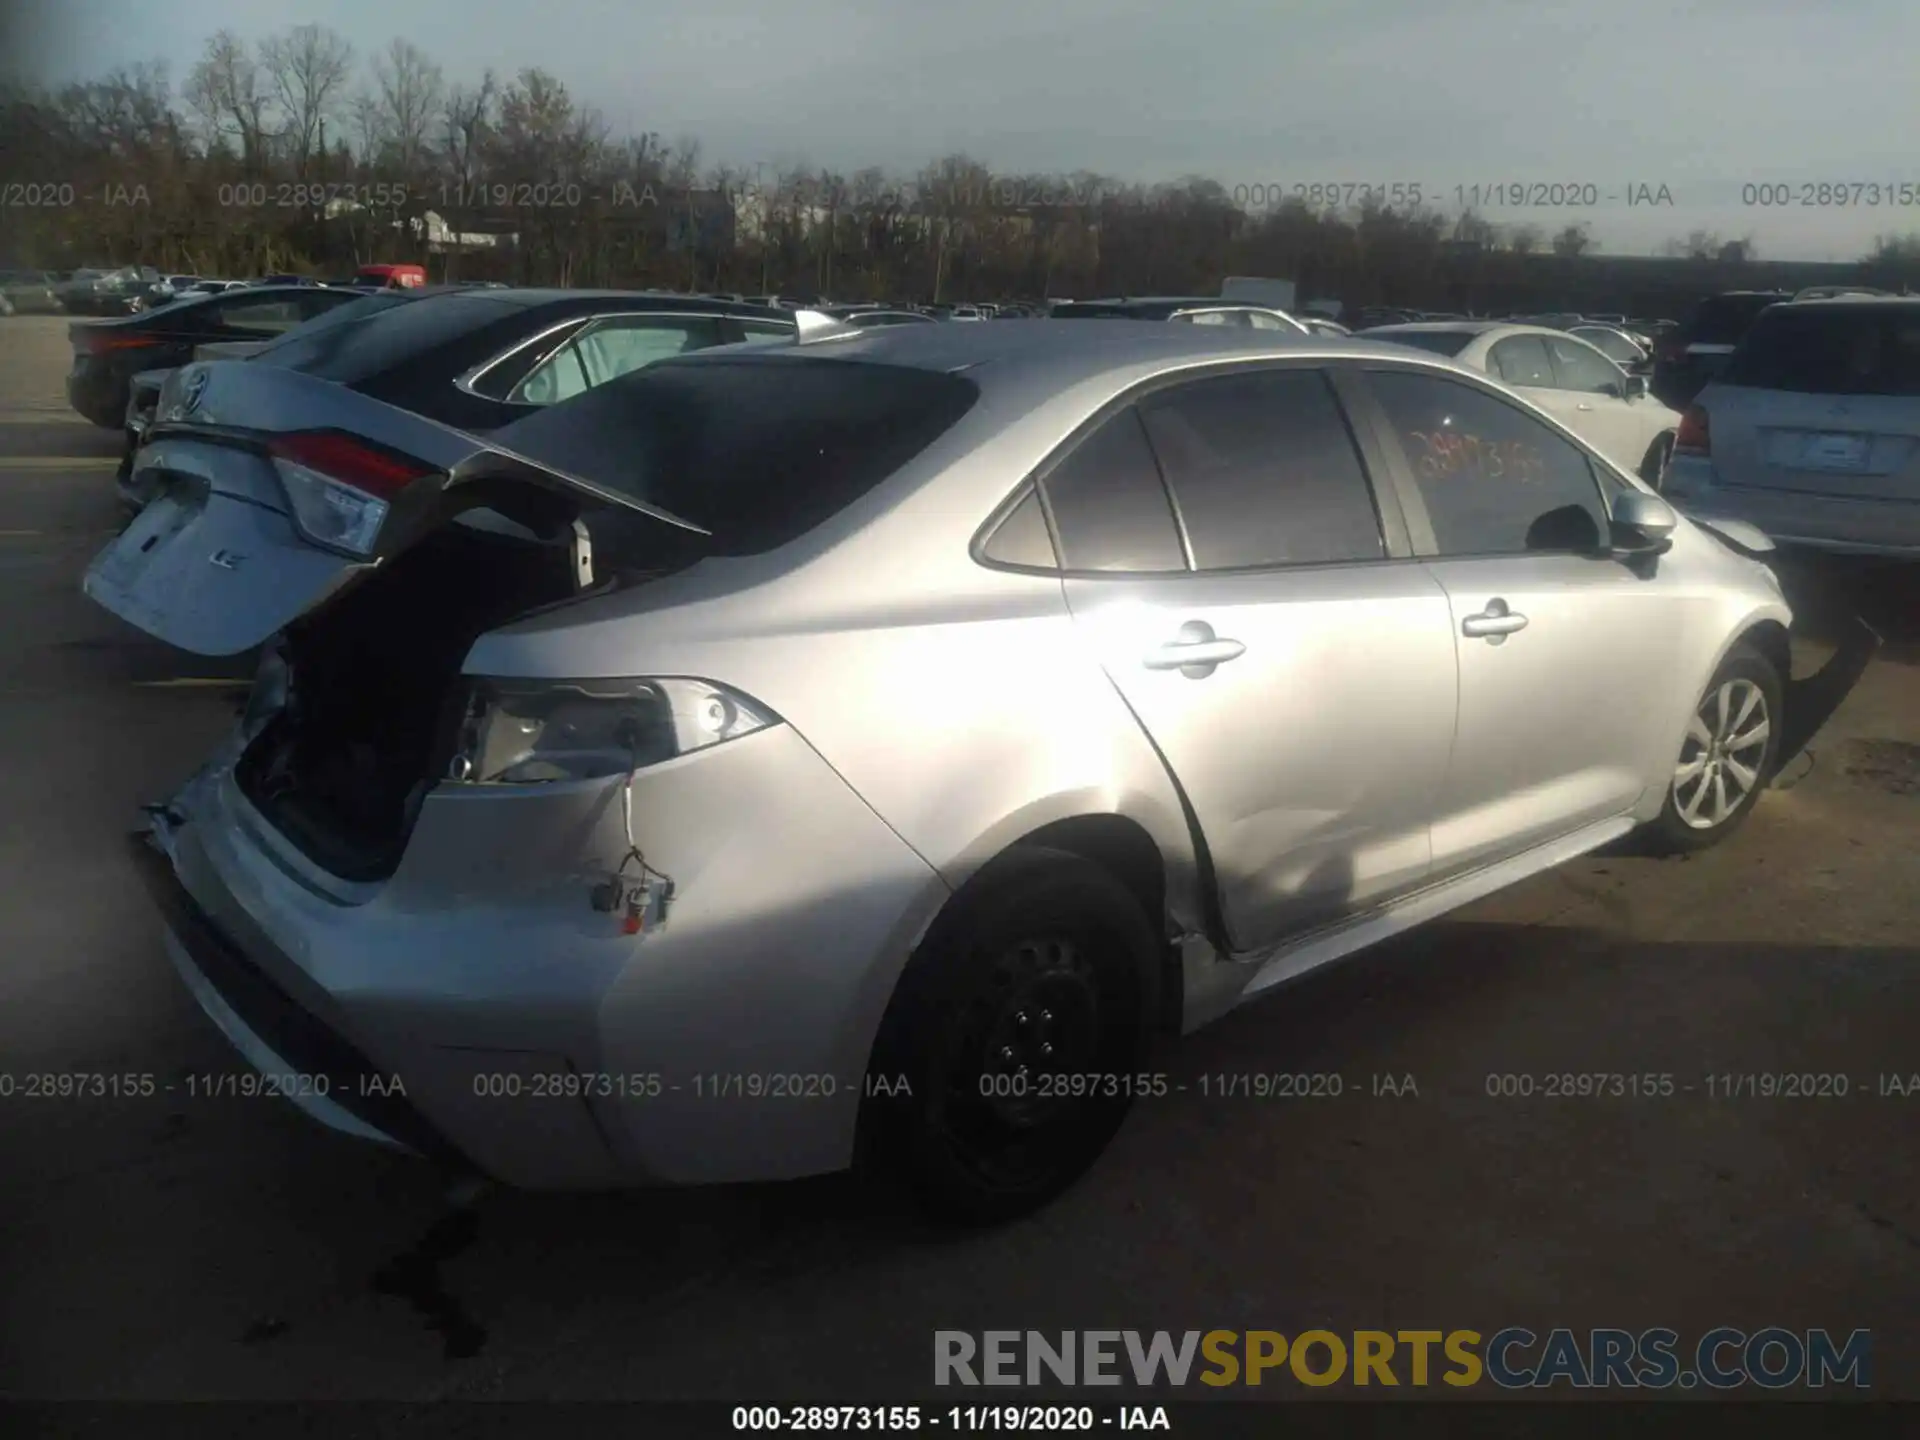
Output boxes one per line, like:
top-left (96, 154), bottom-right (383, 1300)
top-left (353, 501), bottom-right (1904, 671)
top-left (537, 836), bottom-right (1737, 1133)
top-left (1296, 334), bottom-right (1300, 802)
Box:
top-left (4, 26), bottom-right (1919, 308)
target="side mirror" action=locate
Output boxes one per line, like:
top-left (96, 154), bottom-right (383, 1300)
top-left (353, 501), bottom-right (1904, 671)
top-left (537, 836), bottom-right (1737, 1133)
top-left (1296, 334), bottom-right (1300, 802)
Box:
top-left (1610, 489), bottom-right (1677, 556)
top-left (1622, 373), bottom-right (1650, 399)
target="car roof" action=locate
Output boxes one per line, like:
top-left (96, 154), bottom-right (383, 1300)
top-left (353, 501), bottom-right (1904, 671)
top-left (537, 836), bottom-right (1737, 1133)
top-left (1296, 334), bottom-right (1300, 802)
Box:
top-left (1775, 294), bottom-right (1920, 309)
top-left (1361, 320), bottom-right (1503, 335)
top-left (466, 288), bottom-right (798, 320)
top-left (1056, 297), bottom-right (1275, 316)
top-left (668, 315), bottom-right (1406, 394)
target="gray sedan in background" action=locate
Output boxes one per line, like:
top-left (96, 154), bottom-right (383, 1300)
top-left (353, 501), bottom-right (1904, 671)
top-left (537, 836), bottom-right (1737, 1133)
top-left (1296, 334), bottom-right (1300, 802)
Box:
top-left (89, 321), bottom-right (1799, 1224)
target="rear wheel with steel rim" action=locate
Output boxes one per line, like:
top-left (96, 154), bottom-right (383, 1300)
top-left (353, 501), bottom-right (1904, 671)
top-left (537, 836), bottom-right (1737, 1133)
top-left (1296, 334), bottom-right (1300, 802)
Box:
top-left (1646, 643), bottom-right (1782, 853)
top-left (860, 845), bottom-right (1159, 1225)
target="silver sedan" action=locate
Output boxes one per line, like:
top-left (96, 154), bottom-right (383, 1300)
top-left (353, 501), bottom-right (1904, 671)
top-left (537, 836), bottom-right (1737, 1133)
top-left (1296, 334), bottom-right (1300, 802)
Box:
top-left (91, 320), bottom-right (1802, 1223)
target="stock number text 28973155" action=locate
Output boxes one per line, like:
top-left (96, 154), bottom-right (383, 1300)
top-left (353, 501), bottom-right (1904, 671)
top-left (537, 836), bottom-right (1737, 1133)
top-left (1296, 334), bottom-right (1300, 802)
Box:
top-left (1405, 430), bottom-right (1548, 483)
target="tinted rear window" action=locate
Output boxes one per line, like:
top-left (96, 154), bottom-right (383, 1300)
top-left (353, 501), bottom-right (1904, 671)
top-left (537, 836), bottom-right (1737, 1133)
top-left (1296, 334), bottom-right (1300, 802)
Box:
top-left (1366, 329), bottom-right (1475, 357)
top-left (489, 357), bottom-right (980, 555)
top-left (1686, 295), bottom-right (1786, 344)
top-left (250, 292), bottom-right (522, 381)
top-left (1721, 305), bottom-right (1920, 396)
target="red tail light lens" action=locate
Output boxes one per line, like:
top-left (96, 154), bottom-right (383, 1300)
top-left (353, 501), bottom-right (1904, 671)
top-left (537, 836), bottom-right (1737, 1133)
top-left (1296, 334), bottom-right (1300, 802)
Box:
top-left (75, 331), bottom-right (160, 354)
top-left (267, 431), bottom-right (435, 501)
top-left (267, 430), bottom-right (437, 556)
top-left (1674, 405), bottom-right (1709, 456)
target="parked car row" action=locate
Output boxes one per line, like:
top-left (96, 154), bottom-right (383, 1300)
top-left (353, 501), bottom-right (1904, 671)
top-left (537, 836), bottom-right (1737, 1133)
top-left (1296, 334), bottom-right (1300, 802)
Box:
top-left (86, 282), bottom-right (1869, 1225)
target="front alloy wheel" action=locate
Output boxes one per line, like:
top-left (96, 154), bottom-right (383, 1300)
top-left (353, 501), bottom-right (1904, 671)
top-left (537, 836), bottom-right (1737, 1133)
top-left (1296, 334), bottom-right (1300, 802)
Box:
top-left (1672, 677), bottom-right (1771, 829)
top-left (1646, 642), bottom-right (1783, 853)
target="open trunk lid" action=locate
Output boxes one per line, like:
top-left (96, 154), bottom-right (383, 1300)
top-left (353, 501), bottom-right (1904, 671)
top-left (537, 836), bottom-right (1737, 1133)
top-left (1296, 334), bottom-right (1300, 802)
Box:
top-left (83, 359), bottom-right (704, 656)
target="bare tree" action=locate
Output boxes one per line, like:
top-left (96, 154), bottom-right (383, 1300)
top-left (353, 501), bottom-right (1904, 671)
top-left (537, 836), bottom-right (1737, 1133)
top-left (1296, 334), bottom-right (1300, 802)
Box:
top-left (1662, 228), bottom-right (1722, 260)
top-left (1550, 222), bottom-right (1592, 257)
top-left (184, 30), bottom-right (270, 167)
top-left (371, 39), bottom-right (444, 172)
top-left (1507, 223), bottom-right (1544, 256)
top-left (260, 25), bottom-right (354, 177)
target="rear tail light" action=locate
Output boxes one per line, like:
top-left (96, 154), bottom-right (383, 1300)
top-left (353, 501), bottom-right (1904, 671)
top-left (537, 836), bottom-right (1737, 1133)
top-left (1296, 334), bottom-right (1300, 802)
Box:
top-left (1674, 405), bottom-right (1710, 457)
top-left (267, 430), bottom-right (437, 557)
top-left (73, 329), bottom-right (159, 355)
top-left (446, 678), bottom-right (778, 785)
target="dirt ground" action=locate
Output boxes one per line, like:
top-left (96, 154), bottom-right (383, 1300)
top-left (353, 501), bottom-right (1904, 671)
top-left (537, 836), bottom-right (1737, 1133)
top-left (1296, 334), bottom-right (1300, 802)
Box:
top-left (1, 314), bottom-right (1915, 1412)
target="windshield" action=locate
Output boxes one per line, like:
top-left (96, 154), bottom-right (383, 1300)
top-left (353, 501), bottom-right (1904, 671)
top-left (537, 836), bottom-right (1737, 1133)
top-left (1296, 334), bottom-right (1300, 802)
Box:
top-left (488, 356), bottom-right (980, 555)
top-left (1362, 328), bottom-right (1475, 356)
top-left (1721, 305), bottom-right (1920, 396)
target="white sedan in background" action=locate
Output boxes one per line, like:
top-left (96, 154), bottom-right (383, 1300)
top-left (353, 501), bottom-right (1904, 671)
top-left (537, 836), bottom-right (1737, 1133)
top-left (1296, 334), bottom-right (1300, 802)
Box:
top-left (1363, 322), bottom-right (1682, 484)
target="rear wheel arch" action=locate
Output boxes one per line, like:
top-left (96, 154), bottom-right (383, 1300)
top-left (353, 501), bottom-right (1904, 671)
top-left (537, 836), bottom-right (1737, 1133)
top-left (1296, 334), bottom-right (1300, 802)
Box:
top-left (911, 814), bottom-right (1179, 1033)
top-left (1018, 814), bottom-right (1179, 1035)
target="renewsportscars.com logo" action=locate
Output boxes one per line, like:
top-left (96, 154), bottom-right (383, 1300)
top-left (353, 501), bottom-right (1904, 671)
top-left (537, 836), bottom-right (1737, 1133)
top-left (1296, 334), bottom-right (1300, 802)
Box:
top-left (934, 1328), bottom-right (1872, 1390)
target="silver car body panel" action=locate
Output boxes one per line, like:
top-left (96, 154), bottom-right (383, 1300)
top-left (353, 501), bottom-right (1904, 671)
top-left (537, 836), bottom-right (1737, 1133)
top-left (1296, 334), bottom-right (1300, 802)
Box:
top-left (98, 321), bottom-right (1793, 1187)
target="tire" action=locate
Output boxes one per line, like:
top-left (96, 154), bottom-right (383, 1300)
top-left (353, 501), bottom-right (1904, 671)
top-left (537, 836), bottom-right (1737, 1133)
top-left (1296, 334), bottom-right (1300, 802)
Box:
top-left (859, 845), bottom-right (1160, 1226)
top-left (1640, 431), bottom-right (1674, 489)
top-left (1643, 643), bottom-right (1783, 855)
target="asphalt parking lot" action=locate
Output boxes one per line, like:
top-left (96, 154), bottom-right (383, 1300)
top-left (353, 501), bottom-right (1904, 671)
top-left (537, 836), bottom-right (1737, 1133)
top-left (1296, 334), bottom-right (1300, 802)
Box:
top-left (1, 312), bottom-right (1917, 1408)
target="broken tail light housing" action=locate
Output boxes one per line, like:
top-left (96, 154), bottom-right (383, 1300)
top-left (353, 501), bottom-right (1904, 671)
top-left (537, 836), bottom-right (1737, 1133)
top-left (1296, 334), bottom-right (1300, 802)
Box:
top-left (445, 678), bottom-right (778, 785)
top-left (268, 430), bottom-right (437, 557)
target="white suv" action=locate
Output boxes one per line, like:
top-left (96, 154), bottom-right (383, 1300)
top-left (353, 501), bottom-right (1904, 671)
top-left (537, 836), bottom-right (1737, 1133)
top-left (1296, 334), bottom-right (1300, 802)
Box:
top-left (1663, 297), bottom-right (1920, 557)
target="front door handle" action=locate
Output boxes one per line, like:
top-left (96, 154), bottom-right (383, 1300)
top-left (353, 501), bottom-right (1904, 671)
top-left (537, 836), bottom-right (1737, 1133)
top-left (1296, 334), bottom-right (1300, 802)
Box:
top-left (1576, 402), bottom-right (1595, 411)
top-left (1461, 598), bottom-right (1528, 643)
top-left (1144, 620), bottom-right (1246, 677)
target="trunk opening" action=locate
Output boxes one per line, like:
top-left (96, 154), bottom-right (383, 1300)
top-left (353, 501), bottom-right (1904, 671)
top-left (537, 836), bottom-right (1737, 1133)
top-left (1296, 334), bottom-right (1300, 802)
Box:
top-left (234, 520), bottom-right (582, 882)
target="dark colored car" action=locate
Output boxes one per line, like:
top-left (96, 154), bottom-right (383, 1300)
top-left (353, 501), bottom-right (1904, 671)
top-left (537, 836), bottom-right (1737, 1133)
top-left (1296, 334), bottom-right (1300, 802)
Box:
top-left (117, 289), bottom-right (817, 500)
top-left (228, 288), bottom-right (812, 432)
top-left (67, 284), bottom-right (369, 427)
top-left (1652, 291), bottom-right (1793, 407)
top-left (117, 287), bottom-right (442, 480)
top-left (1, 269), bottom-right (65, 313)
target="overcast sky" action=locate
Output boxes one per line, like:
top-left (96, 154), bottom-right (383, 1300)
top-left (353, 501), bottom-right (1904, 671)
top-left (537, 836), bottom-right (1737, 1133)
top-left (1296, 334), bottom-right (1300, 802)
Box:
top-left (17, 0), bottom-right (1911, 260)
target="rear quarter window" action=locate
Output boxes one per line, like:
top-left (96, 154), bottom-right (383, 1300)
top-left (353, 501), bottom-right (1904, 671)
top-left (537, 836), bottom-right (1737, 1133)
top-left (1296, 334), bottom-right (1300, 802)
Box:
top-left (1721, 306), bottom-right (1920, 396)
top-left (487, 357), bottom-right (982, 555)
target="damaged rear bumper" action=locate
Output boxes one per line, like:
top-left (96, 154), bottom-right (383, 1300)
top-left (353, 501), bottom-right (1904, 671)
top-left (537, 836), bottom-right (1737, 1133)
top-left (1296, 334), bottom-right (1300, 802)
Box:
top-left (128, 828), bottom-right (481, 1175)
top-left (1776, 613), bottom-right (1882, 778)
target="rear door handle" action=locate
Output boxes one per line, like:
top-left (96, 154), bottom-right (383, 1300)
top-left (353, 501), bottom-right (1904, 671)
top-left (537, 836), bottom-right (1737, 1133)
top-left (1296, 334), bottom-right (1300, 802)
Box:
top-left (1144, 620), bottom-right (1246, 676)
top-left (1461, 598), bottom-right (1528, 642)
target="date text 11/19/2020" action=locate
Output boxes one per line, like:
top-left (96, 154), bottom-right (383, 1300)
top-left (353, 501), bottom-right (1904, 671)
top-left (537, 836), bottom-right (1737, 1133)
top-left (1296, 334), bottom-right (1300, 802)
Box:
top-left (731, 1405), bottom-right (1173, 1432)
top-left (1226, 182), bottom-right (1676, 210)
